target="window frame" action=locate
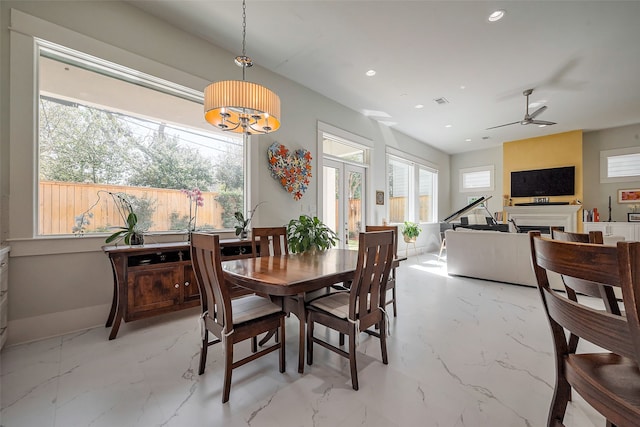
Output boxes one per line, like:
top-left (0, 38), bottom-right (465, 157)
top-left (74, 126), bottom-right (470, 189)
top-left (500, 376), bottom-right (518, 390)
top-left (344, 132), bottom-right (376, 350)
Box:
top-left (600, 147), bottom-right (640, 183)
top-left (8, 10), bottom-right (243, 249)
top-left (37, 41), bottom-right (246, 237)
top-left (385, 149), bottom-right (438, 225)
top-left (459, 165), bottom-right (494, 193)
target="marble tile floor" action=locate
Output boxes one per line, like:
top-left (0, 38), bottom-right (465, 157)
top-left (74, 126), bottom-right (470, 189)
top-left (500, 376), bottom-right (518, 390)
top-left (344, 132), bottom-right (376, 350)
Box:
top-left (1, 254), bottom-right (606, 427)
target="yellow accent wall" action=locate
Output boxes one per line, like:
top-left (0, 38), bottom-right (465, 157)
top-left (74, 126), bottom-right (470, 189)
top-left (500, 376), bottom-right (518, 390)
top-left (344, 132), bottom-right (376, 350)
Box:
top-left (503, 130), bottom-right (584, 227)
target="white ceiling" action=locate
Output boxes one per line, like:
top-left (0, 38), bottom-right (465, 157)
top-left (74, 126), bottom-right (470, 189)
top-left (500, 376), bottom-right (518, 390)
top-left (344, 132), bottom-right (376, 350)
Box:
top-left (129, 0), bottom-right (640, 154)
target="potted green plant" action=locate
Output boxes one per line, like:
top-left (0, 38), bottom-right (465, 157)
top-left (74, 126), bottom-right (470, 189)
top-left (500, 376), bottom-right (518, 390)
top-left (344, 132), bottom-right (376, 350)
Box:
top-left (104, 193), bottom-right (145, 245)
top-left (105, 212), bottom-right (144, 245)
top-left (286, 215), bottom-right (339, 254)
top-left (234, 202), bottom-right (265, 239)
top-left (402, 221), bottom-right (421, 243)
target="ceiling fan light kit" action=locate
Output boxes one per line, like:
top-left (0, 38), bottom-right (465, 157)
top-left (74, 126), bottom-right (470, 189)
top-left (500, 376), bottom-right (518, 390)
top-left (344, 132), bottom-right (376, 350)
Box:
top-left (487, 88), bottom-right (557, 130)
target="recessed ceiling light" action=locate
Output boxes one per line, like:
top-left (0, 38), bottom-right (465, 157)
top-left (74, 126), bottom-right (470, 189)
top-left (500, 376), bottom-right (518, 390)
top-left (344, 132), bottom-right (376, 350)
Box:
top-left (365, 69), bottom-right (376, 77)
top-left (415, 104), bottom-right (424, 109)
top-left (465, 138), bottom-right (472, 142)
top-left (488, 10), bottom-right (505, 22)
top-left (538, 124), bottom-right (547, 128)
top-left (460, 85), bottom-right (466, 90)
top-left (445, 124), bottom-right (453, 128)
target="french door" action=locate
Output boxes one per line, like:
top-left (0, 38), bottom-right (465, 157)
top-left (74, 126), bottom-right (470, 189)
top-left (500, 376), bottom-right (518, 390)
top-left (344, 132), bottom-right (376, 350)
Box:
top-left (322, 159), bottom-right (366, 250)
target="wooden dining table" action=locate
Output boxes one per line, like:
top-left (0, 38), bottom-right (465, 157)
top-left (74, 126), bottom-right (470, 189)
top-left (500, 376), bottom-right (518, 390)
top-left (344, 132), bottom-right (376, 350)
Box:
top-left (222, 249), bottom-right (360, 373)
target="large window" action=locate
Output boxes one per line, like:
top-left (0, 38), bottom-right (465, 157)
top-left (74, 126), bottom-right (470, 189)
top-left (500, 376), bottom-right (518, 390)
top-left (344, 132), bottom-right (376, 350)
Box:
top-left (387, 153), bottom-right (437, 224)
top-left (38, 42), bottom-right (245, 236)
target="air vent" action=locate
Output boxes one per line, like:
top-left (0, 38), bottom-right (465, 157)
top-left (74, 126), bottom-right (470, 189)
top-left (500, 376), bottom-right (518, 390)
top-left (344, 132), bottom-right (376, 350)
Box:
top-left (433, 97), bottom-right (449, 105)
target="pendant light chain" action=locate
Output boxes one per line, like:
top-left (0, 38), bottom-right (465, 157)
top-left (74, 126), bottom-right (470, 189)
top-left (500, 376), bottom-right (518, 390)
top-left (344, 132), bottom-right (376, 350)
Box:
top-left (241, 0), bottom-right (247, 58)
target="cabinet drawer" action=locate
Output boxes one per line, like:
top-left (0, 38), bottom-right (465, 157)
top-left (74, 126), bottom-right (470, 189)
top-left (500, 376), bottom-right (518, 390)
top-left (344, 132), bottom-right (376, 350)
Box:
top-left (127, 266), bottom-right (182, 316)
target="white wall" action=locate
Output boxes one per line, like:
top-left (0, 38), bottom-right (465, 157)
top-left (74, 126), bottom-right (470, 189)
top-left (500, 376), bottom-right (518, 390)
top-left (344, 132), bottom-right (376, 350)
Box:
top-left (0, 1), bottom-right (450, 344)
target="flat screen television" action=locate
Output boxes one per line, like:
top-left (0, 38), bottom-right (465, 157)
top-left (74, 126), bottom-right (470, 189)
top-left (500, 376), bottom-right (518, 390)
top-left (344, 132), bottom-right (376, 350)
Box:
top-left (510, 166), bottom-right (575, 197)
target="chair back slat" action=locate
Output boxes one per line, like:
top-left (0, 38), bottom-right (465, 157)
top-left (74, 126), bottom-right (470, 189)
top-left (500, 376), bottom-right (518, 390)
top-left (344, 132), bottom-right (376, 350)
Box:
top-left (365, 225), bottom-right (398, 258)
top-left (190, 233), bottom-right (232, 332)
top-left (551, 227), bottom-right (604, 244)
top-left (543, 287), bottom-right (635, 358)
top-left (530, 231), bottom-right (640, 365)
top-left (251, 227), bottom-right (289, 257)
top-left (349, 230), bottom-right (395, 327)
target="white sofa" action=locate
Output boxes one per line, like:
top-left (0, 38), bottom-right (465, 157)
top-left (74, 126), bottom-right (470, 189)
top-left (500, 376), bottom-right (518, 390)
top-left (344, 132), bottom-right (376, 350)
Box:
top-left (445, 229), bottom-right (564, 290)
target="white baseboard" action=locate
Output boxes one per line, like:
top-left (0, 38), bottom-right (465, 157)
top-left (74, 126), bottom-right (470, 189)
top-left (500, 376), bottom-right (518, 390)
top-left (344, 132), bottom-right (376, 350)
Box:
top-left (6, 303), bottom-right (111, 346)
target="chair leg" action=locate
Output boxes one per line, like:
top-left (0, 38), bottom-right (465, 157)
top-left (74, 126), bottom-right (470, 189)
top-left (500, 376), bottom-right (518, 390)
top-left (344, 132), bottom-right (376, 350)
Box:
top-left (349, 326), bottom-right (359, 391)
top-left (251, 336), bottom-right (257, 353)
top-left (222, 339), bottom-right (234, 404)
top-left (306, 312), bottom-right (314, 366)
top-left (279, 318), bottom-right (286, 373)
top-left (391, 286), bottom-right (397, 317)
top-left (339, 332), bottom-right (345, 346)
top-left (547, 369), bottom-right (571, 427)
top-left (198, 330), bottom-right (208, 375)
top-left (380, 318), bottom-right (388, 365)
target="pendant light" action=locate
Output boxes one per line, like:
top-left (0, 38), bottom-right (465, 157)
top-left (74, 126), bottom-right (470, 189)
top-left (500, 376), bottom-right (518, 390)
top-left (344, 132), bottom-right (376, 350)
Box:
top-left (204, 0), bottom-right (280, 135)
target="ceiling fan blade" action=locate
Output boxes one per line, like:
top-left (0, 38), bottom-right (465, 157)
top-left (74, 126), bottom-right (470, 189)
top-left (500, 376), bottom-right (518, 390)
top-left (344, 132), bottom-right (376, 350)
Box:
top-left (528, 105), bottom-right (547, 119)
top-left (486, 121), bottom-right (521, 130)
top-left (529, 120), bottom-right (556, 126)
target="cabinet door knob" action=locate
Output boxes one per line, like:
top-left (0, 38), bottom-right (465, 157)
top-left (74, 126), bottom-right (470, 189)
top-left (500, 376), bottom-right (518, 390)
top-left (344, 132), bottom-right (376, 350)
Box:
top-left (184, 281), bottom-right (190, 286)
top-left (174, 284), bottom-right (180, 288)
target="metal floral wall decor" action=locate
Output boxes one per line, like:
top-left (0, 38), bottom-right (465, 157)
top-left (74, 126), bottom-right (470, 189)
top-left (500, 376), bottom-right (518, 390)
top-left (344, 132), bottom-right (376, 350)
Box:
top-left (267, 141), bottom-right (312, 200)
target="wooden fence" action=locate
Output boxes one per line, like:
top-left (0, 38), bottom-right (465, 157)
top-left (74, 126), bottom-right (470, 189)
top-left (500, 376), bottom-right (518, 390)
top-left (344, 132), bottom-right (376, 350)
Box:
top-left (39, 181), bottom-right (225, 235)
top-left (389, 196), bottom-right (432, 223)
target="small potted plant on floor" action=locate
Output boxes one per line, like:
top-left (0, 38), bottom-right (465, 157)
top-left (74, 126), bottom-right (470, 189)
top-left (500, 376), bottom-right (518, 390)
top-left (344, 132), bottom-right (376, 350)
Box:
top-left (402, 221), bottom-right (421, 243)
top-left (286, 215), bottom-right (339, 254)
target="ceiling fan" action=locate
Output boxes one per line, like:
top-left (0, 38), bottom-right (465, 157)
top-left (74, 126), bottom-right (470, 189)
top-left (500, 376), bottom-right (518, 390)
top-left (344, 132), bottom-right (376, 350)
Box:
top-left (487, 88), bottom-right (557, 130)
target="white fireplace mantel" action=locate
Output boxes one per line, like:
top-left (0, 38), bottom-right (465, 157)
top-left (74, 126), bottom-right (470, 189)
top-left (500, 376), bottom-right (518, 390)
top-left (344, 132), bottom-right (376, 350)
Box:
top-left (504, 205), bottom-right (581, 232)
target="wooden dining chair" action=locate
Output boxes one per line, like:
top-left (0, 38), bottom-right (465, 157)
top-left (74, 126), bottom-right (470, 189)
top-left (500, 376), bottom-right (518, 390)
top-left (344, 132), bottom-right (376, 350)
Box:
top-left (529, 231), bottom-right (640, 427)
top-left (250, 227), bottom-right (289, 345)
top-left (550, 227), bottom-right (621, 328)
top-left (306, 230), bottom-right (395, 390)
top-left (251, 226), bottom-right (289, 257)
top-left (190, 233), bottom-right (286, 403)
top-left (549, 228), bottom-right (621, 399)
top-left (365, 225), bottom-right (399, 316)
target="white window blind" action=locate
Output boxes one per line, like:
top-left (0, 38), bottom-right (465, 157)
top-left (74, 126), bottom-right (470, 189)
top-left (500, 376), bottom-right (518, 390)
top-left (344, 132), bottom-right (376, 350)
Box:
top-left (459, 166), bottom-right (494, 192)
top-left (600, 147), bottom-right (640, 183)
top-left (607, 153), bottom-right (640, 178)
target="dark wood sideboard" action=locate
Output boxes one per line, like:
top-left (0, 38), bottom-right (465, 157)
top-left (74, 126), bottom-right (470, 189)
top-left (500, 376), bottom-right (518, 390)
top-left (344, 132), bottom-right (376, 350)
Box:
top-left (103, 239), bottom-right (255, 339)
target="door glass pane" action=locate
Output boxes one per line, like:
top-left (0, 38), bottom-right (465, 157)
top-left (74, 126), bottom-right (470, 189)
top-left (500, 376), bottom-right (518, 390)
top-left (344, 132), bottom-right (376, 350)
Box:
top-left (388, 158), bottom-right (410, 223)
top-left (347, 170), bottom-right (363, 250)
top-left (323, 165), bottom-right (339, 234)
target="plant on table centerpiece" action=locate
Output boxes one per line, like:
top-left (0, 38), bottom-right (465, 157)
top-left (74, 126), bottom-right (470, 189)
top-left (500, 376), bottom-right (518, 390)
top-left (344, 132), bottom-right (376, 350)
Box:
top-left (401, 221), bottom-right (421, 243)
top-left (234, 202), bottom-right (265, 239)
top-left (286, 215), bottom-right (339, 254)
